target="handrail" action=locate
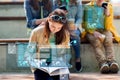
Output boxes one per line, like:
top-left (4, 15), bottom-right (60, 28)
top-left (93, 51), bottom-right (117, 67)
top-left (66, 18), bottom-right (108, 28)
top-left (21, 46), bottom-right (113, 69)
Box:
top-left (0, 15), bottom-right (119, 21)
top-left (0, 38), bottom-right (29, 43)
top-left (0, 1), bottom-right (90, 5)
top-left (114, 16), bottom-right (120, 19)
top-left (0, 17), bottom-right (26, 20)
top-left (0, 2), bottom-right (23, 5)
top-left (0, 38), bottom-right (118, 44)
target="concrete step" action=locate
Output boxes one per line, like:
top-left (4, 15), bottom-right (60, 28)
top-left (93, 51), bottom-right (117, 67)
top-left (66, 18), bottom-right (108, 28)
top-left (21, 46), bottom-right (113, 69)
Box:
top-left (0, 4), bottom-right (25, 17)
top-left (0, 72), bottom-right (120, 80)
top-left (70, 43), bottom-right (120, 72)
top-left (0, 41), bottom-right (120, 72)
top-left (0, 3), bottom-right (120, 38)
top-left (0, 2), bottom-right (120, 73)
top-left (0, 20), bottom-right (28, 38)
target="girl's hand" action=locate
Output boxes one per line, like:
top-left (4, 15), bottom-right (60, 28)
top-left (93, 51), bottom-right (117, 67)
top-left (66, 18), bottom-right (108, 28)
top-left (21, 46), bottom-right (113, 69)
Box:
top-left (104, 5), bottom-right (110, 16)
top-left (93, 31), bottom-right (105, 42)
top-left (93, 31), bottom-right (102, 38)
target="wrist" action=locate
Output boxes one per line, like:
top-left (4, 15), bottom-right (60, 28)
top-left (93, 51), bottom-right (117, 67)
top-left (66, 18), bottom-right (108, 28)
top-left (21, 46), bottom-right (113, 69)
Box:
top-left (104, 7), bottom-right (110, 16)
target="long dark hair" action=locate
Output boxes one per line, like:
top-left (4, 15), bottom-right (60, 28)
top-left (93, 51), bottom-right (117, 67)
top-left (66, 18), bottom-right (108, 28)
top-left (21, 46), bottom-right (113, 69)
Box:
top-left (29, 0), bottom-right (52, 12)
top-left (43, 9), bottom-right (69, 44)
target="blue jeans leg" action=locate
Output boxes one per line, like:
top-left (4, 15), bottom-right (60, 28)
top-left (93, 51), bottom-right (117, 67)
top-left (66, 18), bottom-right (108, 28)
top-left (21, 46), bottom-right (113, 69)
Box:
top-left (70, 29), bottom-right (81, 59)
top-left (34, 69), bottom-right (55, 80)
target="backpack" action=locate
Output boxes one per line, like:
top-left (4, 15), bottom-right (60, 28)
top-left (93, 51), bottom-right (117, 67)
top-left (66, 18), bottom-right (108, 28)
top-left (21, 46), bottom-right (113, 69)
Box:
top-left (83, 4), bottom-right (105, 31)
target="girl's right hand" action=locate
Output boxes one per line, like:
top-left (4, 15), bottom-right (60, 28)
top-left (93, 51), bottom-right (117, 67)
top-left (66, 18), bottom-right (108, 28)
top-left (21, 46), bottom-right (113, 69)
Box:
top-left (93, 31), bottom-right (102, 38)
top-left (93, 31), bottom-right (105, 42)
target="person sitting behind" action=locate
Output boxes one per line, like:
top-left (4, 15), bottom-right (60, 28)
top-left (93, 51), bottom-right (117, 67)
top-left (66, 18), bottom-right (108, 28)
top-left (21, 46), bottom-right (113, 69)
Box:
top-left (82, 0), bottom-right (120, 74)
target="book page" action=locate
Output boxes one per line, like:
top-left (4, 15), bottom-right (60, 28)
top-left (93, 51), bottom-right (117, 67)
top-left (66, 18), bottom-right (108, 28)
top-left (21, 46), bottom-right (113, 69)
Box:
top-left (39, 67), bottom-right (69, 75)
top-left (30, 59), bottom-right (69, 75)
top-left (49, 68), bottom-right (69, 76)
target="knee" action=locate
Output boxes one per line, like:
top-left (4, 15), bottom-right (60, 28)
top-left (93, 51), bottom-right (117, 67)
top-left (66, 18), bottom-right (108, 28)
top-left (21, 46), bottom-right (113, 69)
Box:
top-left (93, 40), bottom-right (102, 48)
top-left (104, 39), bottom-right (113, 46)
top-left (71, 39), bottom-right (80, 46)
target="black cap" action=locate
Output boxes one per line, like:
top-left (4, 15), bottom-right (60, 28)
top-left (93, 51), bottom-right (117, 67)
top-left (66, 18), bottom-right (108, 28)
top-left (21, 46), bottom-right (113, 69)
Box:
top-left (59, 5), bottom-right (67, 11)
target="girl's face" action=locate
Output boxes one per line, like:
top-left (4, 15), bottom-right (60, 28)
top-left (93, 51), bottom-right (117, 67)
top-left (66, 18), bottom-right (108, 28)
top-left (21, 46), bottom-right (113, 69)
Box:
top-left (97, 0), bottom-right (104, 3)
top-left (96, 0), bottom-right (104, 5)
top-left (48, 15), bottom-right (64, 33)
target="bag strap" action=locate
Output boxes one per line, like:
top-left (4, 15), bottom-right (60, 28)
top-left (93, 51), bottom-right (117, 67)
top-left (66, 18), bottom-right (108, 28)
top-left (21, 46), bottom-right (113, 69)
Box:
top-left (40, 6), bottom-right (43, 18)
top-left (39, 1), bottom-right (44, 18)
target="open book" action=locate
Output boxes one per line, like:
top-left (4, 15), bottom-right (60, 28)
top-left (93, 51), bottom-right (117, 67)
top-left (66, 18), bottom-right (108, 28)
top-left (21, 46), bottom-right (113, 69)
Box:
top-left (39, 66), bottom-right (69, 76)
top-left (30, 59), bottom-right (70, 76)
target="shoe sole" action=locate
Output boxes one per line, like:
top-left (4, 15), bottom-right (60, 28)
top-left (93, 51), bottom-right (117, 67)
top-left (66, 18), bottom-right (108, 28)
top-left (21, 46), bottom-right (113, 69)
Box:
top-left (100, 65), bottom-right (109, 74)
top-left (109, 63), bottom-right (119, 73)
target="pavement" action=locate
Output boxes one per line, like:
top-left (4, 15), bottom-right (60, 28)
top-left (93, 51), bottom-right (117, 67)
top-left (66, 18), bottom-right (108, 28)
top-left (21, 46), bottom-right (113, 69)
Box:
top-left (0, 72), bottom-right (120, 80)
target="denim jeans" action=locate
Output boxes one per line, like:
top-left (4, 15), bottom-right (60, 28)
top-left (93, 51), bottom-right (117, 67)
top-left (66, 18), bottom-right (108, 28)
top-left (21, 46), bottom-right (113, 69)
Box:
top-left (70, 29), bottom-right (81, 59)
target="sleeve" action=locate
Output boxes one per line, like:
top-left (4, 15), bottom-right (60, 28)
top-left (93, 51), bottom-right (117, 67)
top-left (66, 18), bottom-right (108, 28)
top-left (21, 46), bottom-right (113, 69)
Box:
top-left (24, 29), bottom-right (38, 67)
top-left (29, 29), bottom-right (37, 43)
top-left (50, 0), bottom-right (55, 11)
top-left (105, 3), bottom-right (114, 30)
top-left (75, 2), bottom-right (83, 28)
top-left (24, 0), bottom-right (37, 29)
top-left (52, 0), bottom-right (59, 10)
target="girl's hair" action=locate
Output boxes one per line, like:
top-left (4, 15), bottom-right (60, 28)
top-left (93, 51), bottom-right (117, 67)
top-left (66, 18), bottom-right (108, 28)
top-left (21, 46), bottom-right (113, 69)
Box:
top-left (43, 9), bottom-right (69, 44)
top-left (29, 0), bottom-right (52, 11)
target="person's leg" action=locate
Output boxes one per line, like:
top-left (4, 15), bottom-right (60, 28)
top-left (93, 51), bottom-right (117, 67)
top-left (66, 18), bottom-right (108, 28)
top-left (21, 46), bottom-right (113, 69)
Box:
top-left (103, 31), bottom-right (115, 62)
top-left (34, 69), bottom-right (52, 80)
top-left (70, 29), bottom-right (82, 72)
top-left (51, 75), bottom-right (60, 80)
top-left (87, 33), bottom-right (109, 73)
top-left (70, 36), bottom-right (80, 60)
top-left (51, 74), bottom-right (69, 80)
top-left (103, 31), bottom-right (119, 73)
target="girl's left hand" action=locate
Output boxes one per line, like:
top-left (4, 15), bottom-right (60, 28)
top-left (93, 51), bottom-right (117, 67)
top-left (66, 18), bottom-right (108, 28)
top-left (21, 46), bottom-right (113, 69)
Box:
top-left (104, 5), bottom-right (110, 16)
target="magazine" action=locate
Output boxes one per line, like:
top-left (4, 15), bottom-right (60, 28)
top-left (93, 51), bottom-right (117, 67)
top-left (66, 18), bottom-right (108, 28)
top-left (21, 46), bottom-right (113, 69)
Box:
top-left (30, 59), bottom-right (70, 76)
top-left (25, 44), bottom-right (71, 76)
top-left (39, 66), bottom-right (69, 76)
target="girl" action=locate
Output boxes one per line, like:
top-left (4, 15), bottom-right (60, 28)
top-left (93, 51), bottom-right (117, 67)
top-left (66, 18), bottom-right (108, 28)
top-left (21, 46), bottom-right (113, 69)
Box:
top-left (25, 9), bottom-right (70, 80)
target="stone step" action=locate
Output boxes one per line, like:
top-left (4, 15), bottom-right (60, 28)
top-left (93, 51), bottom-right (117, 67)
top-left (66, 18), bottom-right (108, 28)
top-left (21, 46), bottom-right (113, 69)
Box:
top-left (0, 4), bottom-right (25, 17)
top-left (0, 72), bottom-right (120, 80)
top-left (0, 40), bottom-right (120, 72)
top-left (70, 43), bottom-right (120, 72)
top-left (0, 2), bottom-right (120, 73)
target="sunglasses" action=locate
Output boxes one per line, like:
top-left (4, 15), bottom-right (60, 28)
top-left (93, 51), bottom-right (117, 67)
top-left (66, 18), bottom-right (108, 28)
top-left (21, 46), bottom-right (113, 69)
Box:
top-left (50, 15), bottom-right (66, 23)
